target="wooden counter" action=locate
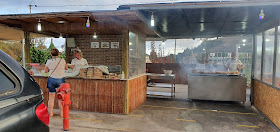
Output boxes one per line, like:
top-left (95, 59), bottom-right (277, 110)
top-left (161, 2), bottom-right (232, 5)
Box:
top-left (33, 75), bottom-right (146, 114)
top-left (254, 80), bottom-right (280, 129)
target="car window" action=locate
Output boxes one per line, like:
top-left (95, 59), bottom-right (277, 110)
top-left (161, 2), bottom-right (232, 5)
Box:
top-left (0, 63), bottom-right (20, 99)
top-left (0, 69), bottom-right (15, 93)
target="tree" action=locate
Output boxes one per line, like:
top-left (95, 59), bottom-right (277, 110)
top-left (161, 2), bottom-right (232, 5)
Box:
top-left (45, 42), bottom-right (57, 61)
top-left (30, 46), bottom-right (47, 64)
top-left (33, 37), bottom-right (47, 50)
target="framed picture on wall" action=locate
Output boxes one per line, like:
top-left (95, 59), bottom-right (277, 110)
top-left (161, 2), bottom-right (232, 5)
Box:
top-left (111, 42), bottom-right (119, 48)
top-left (91, 42), bottom-right (99, 48)
top-left (101, 42), bottom-right (110, 48)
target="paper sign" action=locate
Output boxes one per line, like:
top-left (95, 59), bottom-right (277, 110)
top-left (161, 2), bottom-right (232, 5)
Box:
top-left (101, 42), bottom-right (110, 48)
top-left (111, 42), bottom-right (119, 48)
top-left (91, 42), bottom-right (99, 48)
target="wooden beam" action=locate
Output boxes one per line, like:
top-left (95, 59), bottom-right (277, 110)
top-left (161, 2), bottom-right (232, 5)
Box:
top-left (24, 31), bottom-right (31, 63)
top-left (22, 21), bottom-right (127, 35)
top-left (0, 12), bottom-right (93, 20)
top-left (122, 30), bottom-right (129, 79)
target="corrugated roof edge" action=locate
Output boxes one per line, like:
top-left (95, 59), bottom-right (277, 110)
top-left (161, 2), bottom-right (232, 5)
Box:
top-left (117, 0), bottom-right (280, 10)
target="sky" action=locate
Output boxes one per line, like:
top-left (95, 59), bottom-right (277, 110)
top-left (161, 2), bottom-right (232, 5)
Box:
top-left (0, 0), bottom-right (221, 15)
top-left (0, 0), bottom-right (233, 55)
top-left (146, 39), bottom-right (202, 56)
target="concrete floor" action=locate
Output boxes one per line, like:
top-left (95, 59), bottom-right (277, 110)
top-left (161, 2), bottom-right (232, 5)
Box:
top-left (49, 84), bottom-right (276, 132)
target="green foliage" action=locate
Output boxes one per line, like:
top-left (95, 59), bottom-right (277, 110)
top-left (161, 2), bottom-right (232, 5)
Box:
top-left (30, 42), bottom-right (66, 64)
top-left (30, 46), bottom-right (47, 64)
top-left (48, 43), bottom-right (56, 50)
top-left (44, 42), bottom-right (57, 61)
top-left (59, 52), bottom-right (66, 60)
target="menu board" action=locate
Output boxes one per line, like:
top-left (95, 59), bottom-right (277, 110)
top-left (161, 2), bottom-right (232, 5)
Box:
top-left (101, 42), bottom-right (110, 48)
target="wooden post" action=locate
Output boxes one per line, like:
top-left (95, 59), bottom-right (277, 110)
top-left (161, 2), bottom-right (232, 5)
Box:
top-left (123, 81), bottom-right (129, 114)
top-left (24, 31), bottom-right (31, 64)
top-left (122, 30), bottom-right (129, 79)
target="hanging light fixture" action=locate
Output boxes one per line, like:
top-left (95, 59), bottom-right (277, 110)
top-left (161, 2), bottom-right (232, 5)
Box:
top-left (93, 32), bottom-right (97, 39)
top-left (162, 40), bottom-right (165, 45)
top-left (86, 16), bottom-right (90, 27)
top-left (151, 12), bottom-right (154, 27)
top-left (37, 19), bottom-right (41, 31)
top-left (59, 33), bottom-right (63, 38)
top-left (259, 9), bottom-right (265, 20)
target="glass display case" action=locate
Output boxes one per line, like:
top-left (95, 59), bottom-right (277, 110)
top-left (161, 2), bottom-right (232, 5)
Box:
top-left (254, 33), bottom-right (262, 80)
top-left (263, 28), bottom-right (275, 84)
top-left (129, 32), bottom-right (146, 78)
top-left (25, 62), bottom-right (122, 79)
top-left (275, 26), bottom-right (280, 87)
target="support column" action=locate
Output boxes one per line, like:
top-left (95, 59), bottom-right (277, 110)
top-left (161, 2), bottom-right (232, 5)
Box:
top-left (122, 30), bottom-right (129, 79)
top-left (24, 31), bottom-right (31, 64)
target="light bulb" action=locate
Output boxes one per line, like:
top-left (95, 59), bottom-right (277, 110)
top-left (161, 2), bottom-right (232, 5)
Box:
top-left (242, 39), bottom-right (246, 43)
top-left (59, 33), bottom-right (63, 38)
top-left (162, 41), bottom-right (165, 45)
top-left (203, 48), bottom-right (205, 51)
top-left (238, 46), bottom-right (241, 48)
top-left (129, 42), bottom-right (132, 45)
top-left (37, 19), bottom-right (41, 31)
top-left (93, 32), bottom-right (97, 39)
top-left (86, 17), bottom-right (90, 27)
top-left (151, 13), bottom-right (154, 27)
top-left (259, 9), bottom-right (265, 20)
top-left (243, 43), bottom-right (245, 46)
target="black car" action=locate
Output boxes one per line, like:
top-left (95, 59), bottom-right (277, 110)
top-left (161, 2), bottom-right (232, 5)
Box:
top-left (0, 50), bottom-right (49, 132)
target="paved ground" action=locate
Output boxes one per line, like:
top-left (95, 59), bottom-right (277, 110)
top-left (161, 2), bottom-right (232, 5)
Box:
top-left (49, 84), bottom-right (276, 132)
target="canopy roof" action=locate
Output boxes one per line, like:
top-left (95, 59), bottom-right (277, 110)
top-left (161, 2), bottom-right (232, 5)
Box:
top-left (119, 0), bottom-right (280, 39)
top-left (0, 10), bottom-right (157, 39)
top-left (0, 1), bottom-right (280, 40)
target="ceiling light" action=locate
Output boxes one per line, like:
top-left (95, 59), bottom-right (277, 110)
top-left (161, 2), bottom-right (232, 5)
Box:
top-left (242, 39), bottom-right (246, 43)
top-left (59, 33), bottom-right (63, 38)
top-left (203, 48), bottom-right (205, 51)
top-left (37, 19), bottom-right (41, 31)
top-left (58, 21), bottom-right (65, 24)
top-left (259, 9), bottom-right (265, 20)
top-left (243, 43), bottom-right (246, 46)
top-left (162, 41), bottom-right (165, 45)
top-left (151, 12), bottom-right (154, 27)
top-left (86, 17), bottom-right (90, 27)
top-left (266, 39), bottom-right (270, 42)
top-left (238, 45), bottom-right (241, 48)
top-left (129, 42), bottom-right (132, 45)
top-left (93, 32), bottom-right (97, 39)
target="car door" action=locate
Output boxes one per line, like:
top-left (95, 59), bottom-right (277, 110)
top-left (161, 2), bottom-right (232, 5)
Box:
top-left (0, 55), bottom-right (49, 132)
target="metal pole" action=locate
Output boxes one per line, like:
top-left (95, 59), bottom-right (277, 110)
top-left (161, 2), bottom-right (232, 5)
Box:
top-left (236, 44), bottom-right (238, 59)
top-left (174, 39), bottom-right (176, 63)
top-left (22, 39), bottom-right (25, 68)
top-left (261, 32), bottom-right (265, 81)
top-left (29, 5), bottom-right (31, 15)
top-left (272, 26), bottom-right (278, 86)
top-left (251, 34), bottom-right (257, 104)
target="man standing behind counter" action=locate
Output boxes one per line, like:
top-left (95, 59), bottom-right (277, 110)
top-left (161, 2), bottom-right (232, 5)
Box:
top-left (225, 52), bottom-right (244, 72)
top-left (68, 49), bottom-right (88, 70)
